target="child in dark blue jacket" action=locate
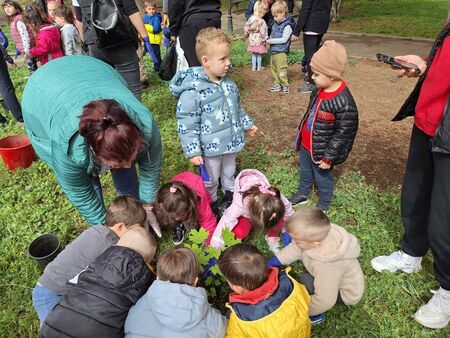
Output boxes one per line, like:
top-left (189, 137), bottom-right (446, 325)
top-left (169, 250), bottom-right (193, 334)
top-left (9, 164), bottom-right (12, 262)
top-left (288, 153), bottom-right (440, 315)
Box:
top-left (143, 0), bottom-right (162, 71)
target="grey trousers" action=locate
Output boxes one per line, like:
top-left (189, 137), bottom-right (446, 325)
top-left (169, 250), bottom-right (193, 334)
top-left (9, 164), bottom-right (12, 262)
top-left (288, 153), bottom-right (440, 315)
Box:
top-left (204, 153), bottom-right (236, 201)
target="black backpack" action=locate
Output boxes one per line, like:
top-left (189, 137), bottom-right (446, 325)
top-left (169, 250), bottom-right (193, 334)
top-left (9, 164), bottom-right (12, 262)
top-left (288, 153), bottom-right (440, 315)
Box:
top-left (91, 0), bottom-right (138, 49)
top-left (158, 41), bottom-right (178, 81)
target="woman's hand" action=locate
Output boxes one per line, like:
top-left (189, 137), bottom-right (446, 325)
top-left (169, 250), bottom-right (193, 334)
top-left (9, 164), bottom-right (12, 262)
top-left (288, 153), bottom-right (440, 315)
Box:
top-left (291, 35), bottom-right (300, 42)
top-left (394, 55), bottom-right (427, 78)
top-left (143, 204), bottom-right (162, 238)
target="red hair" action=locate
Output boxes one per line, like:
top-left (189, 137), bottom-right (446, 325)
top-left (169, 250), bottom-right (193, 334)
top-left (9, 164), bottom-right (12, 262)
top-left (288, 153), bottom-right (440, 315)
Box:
top-left (79, 99), bottom-right (144, 164)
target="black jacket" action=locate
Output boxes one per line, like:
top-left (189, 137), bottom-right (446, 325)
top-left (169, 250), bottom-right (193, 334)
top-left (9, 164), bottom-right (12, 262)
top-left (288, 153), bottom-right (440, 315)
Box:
top-left (40, 246), bottom-right (155, 338)
top-left (168, 0), bottom-right (222, 36)
top-left (245, 0), bottom-right (274, 34)
top-left (393, 23), bottom-right (450, 154)
top-left (295, 86), bottom-right (359, 165)
top-left (293, 0), bottom-right (332, 36)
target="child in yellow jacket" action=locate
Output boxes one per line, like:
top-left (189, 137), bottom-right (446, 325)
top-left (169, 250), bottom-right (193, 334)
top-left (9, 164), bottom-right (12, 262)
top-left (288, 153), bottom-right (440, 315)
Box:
top-left (219, 243), bottom-right (311, 338)
top-left (143, 0), bottom-right (162, 71)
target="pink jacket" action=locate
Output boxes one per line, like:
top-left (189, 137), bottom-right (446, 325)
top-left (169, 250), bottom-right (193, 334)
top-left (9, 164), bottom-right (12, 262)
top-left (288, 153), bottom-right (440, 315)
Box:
top-left (171, 172), bottom-right (217, 240)
top-left (210, 169), bottom-right (294, 248)
top-left (30, 24), bottom-right (64, 65)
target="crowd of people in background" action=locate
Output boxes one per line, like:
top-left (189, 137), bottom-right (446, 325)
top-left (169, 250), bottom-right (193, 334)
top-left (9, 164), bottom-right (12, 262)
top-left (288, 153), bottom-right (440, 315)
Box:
top-left (0, 0), bottom-right (448, 335)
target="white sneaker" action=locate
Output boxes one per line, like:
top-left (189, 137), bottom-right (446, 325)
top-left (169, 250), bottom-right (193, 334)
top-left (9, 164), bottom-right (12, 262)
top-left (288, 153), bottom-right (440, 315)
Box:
top-left (414, 288), bottom-right (450, 329)
top-left (265, 235), bottom-right (281, 254)
top-left (370, 251), bottom-right (422, 273)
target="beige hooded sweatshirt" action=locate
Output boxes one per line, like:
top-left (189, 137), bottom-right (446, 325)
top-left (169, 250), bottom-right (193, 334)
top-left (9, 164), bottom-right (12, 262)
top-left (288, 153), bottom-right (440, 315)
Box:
top-left (276, 224), bottom-right (364, 315)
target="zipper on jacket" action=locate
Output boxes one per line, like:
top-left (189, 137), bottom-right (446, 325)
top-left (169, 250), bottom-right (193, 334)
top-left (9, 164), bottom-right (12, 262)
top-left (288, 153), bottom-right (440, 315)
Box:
top-left (309, 98), bottom-right (323, 164)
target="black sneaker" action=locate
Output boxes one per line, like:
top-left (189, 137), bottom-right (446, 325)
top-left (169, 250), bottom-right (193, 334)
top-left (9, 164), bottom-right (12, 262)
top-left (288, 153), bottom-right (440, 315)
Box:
top-left (289, 192), bottom-right (309, 205)
top-left (298, 83), bottom-right (317, 94)
top-left (172, 223), bottom-right (186, 245)
top-left (210, 201), bottom-right (224, 221)
top-left (220, 190), bottom-right (233, 210)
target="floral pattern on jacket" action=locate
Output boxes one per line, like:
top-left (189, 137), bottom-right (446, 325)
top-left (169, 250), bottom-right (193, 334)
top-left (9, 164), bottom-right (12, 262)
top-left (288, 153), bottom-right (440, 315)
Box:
top-left (169, 67), bottom-right (254, 158)
top-left (244, 15), bottom-right (268, 47)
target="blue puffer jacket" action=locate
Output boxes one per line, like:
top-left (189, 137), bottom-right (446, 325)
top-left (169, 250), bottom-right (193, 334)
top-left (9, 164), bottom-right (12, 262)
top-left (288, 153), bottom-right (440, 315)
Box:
top-left (169, 67), bottom-right (254, 158)
top-left (270, 17), bottom-right (295, 54)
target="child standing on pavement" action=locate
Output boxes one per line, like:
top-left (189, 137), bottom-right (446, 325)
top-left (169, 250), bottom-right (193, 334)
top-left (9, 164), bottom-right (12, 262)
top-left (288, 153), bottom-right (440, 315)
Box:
top-left (290, 41), bottom-right (358, 212)
top-left (169, 28), bottom-right (258, 210)
top-left (244, 1), bottom-right (268, 71)
top-left (267, 0), bottom-right (295, 93)
top-left (143, 0), bottom-right (162, 71)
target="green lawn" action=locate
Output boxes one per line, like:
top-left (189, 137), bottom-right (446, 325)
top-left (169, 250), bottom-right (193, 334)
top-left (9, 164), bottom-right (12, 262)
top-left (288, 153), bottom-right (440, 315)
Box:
top-left (0, 40), bottom-right (449, 337)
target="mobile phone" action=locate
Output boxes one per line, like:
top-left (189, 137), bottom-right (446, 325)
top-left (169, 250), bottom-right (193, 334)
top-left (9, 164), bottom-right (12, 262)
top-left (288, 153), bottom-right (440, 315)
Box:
top-left (376, 53), bottom-right (420, 74)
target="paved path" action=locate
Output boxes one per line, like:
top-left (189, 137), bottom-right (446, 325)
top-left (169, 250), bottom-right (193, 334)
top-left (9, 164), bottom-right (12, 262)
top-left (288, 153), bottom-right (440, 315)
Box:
top-left (222, 12), bottom-right (434, 60)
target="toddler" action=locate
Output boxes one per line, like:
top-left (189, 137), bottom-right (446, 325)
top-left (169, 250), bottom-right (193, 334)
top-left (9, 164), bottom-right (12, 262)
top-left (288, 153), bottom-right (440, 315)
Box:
top-left (169, 28), bottom-right (258, 208)
top-left (143, 0), bottom-right (162, 71)
top-left (219, 243), bottom-right (311, 337)
top-left (244, 1), bottom-right (268, 71)
top-left (32, 196), bottom-right (147, 325)
top-left (1, 0), bottom-right (37, 72)
top-left (290, 40), bottom-right (358, 211)
top-left (23, 3), bottom-right (64, 65)
top-left (53, 5), bottom-right (82, 55)
top-left (154, 172), bottom-right (218, 245)
top-left (40, 225), bottom-right (157, 337)
top-left (46, 0), bottom-right (60, 22)
top-left (210, 169), bottom-right (294, 254)
top-left (125, 247), bottom-right (227, 337)
top-left (268, 207), bottom-right (365, 324)
top-left (267, 0), bottom-right (295, 93)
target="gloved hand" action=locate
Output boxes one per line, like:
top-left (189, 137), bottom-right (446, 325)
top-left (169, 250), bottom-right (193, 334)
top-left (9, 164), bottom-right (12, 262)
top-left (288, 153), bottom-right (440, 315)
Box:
top-left (209, 236), bottom-right (225, 250)
top-left (281, 231), bottom-right (292, 247)
top-left (267, 256), bottom-right (283, 267)
top-left (142, 36), bottom-right (157, 64)
top-left (0, 30), bottom-right (8, 50)
top-left (199, 163), bottom-right (210, 182)
top-left (201, 257), bottom-right (218, 280)
top-left (15, 48), bottom-right (21, 58)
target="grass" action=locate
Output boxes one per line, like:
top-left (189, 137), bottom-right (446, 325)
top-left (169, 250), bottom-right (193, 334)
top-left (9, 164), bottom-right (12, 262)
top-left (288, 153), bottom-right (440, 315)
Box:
top-left (0, 38), bottom-right (449, 337)
top-left (330, 0), bottom-right (448, 39)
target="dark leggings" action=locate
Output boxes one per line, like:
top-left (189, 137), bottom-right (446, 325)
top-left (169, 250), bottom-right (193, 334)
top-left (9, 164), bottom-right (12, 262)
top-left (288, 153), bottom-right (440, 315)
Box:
top-left (299, 271), bottom-right (344, 304)
top-left (303, 34), bottom-right (324, 84)
top-left (0, 54), bottom-right (23, 123)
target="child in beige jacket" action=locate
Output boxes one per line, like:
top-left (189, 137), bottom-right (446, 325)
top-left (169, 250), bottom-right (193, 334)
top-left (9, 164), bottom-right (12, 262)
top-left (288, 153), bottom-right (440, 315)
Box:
top-left (267, 206), bottom-right (364, 324)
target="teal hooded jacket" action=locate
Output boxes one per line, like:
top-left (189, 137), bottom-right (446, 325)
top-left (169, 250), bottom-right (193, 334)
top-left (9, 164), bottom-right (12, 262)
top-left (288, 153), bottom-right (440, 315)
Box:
top-left (22, 56), bottom-right (162, 225)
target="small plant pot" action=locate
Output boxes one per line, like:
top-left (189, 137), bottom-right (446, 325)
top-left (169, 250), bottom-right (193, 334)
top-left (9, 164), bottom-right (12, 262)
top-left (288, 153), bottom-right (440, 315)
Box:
top-left (28, 234), bottom-right (62, 269)
top-left (0, 134), bottom-right (37, 172)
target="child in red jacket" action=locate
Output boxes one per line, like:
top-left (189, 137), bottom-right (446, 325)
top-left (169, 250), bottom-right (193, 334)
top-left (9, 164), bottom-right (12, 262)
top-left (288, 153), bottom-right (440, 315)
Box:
top-left (22, 3), bottom-right (63, 65)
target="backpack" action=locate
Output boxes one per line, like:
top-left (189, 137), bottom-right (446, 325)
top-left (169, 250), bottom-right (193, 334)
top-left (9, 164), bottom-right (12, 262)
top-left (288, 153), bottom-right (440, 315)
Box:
top-left (91, 0), bottom-right (137, 49)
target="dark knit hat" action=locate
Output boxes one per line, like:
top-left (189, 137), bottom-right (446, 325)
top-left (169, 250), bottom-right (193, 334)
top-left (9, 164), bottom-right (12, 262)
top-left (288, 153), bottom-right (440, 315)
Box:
top-left (310, 40), bottom-right (347, 79)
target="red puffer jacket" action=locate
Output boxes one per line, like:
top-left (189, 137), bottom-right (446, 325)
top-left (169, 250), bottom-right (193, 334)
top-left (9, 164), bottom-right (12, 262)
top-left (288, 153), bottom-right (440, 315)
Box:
top-left (30, 24), bottom-right (64, 65)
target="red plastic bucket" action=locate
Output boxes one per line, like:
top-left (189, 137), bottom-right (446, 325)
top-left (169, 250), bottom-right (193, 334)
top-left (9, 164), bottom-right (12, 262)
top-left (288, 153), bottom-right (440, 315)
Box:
top-left (0, 134), bottom-right (37, 171)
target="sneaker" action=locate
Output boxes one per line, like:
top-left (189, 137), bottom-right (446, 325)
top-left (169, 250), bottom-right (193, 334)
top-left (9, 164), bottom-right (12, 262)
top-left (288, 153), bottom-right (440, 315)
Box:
top-left (282, 86), bottom-right (289, 93)
top-left (288, 192), bottom-right (309, 205)
top-left (310, 313), bottom-right (325, 324)
top-left (257, 66), bottom-right (265, 71)
top-left (252, 67), bottom-right (256, 71)
top-left (172, 223), bottom-right (186, 245)
top-left (298, 83), bottom-right (317, 94)
top-left (268, 85), bottom-right (281, 92)
top-left (370, 250), bottom-right (422, 273)
top-left (414, 288), bottom-right (450, 329)
top-left (265, 235), bottom-right (281, 254)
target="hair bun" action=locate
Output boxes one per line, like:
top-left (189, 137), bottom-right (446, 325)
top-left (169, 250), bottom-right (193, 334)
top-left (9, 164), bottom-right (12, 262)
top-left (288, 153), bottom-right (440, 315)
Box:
top-left (101, 117), bottom-right (113, 130)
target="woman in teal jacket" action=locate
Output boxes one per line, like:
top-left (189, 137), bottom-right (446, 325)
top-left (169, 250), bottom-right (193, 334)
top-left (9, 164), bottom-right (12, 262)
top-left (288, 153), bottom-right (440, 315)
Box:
top-left (22, 56), bottom-right (162, 226)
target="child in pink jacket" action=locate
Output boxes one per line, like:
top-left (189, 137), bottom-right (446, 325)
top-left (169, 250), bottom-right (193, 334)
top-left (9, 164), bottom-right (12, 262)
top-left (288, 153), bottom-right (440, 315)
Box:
top-left (210, 169), bottom-right (294, 253)
top-left (23, 3), bottom-right (63, 65)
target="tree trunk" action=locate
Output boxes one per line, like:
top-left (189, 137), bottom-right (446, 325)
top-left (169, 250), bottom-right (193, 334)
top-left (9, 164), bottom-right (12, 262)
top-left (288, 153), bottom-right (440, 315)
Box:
top-left (447, 3), bottom-right (450, 23)
top-left (330, 0), bottom-right (343, 23)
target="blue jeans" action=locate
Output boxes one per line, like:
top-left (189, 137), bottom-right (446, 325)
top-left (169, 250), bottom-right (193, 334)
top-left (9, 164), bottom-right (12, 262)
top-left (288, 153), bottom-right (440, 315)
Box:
top-left (32, 283), bottom-right (62, 325)
top-left (91, 162), bottom-right (140, 206)
top-left (251, 53), bottom-right (262, 70)
top-left (298, 146), bottom-right (334, 210)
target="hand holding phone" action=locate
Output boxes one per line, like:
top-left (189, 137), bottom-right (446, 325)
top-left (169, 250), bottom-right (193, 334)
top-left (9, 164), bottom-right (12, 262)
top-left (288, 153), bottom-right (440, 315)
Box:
top-left (376, 53), bottom-right (421, 75)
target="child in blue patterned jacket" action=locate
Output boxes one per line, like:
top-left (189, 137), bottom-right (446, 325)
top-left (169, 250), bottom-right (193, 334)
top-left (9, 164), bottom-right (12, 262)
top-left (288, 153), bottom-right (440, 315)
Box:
top-left (169, 27), bottom-right (258, 206)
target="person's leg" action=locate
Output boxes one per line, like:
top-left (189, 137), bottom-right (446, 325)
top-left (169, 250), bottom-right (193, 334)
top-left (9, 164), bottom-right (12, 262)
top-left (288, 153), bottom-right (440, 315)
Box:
top-left (256, 54), bottom-right (263, 70)
top-left (312, 164), bottom-right (334, 211)
top-left (298, 146), bottom-right (314, 199)
top-left (90, 175), bottom-right (105, 203)
top-left (111, 162), bottom-right (140, 200)
top-left (232, 217), bottom-right (253, 239)
top-left (204, 155), bottom-right (222, 202)
top-left (287, 0), bottom-right (294, 13)
top-left (299, 271), bottom-right (315, 295)
top-left (137, 43), bottom-right (148, 83)
top-left (303, 34), bottom-right (320, 84)
top-left (151, 44), bottom-right (162, 71)
top-left (0, 55), bottom-right (23, 122)
top-left (32, 283), bottom-right (62, 325)
top-left (220, 153), bottom-right (236, 194)
top-left (278, 52), bottom-right (289, 88)
top-left (270, 54), bottom-right (280, 87)
top-left (401, 125), bottom-right (433, 257)
top-left (252, 53), bottom-right (257, 70)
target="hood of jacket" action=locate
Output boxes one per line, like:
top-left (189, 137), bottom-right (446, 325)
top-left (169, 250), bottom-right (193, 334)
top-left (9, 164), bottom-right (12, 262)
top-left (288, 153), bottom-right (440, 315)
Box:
top-left (246, 15), bottom-right (265, 32)
top-left (169, 67), bottom-right (216, 98)
top-left (232, 168), bottom-right (271, 209)
top-left (146, 280), bottom-right (210, 330)
top-left (304, 224), bottom-right (361, 263)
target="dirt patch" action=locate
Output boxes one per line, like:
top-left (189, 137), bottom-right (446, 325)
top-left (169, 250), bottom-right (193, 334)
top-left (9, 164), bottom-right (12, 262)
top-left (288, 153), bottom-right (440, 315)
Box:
top-left (234, 59), bottom-right (417, 191)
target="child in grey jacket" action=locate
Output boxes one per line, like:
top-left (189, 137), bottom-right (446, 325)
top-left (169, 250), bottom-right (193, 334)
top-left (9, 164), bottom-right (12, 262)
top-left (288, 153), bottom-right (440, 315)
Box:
top-left (169, 27), bottom-right (258, 204)
top-left (54, 5), bottom-right (82, 55)
top-left (32, 196), bottom-right (148, 325)
top-left (125, 247), bottom-right (227, 338)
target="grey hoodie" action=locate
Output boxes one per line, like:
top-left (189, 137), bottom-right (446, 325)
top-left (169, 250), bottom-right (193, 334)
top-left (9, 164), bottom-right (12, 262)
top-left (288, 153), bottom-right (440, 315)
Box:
top-left (124, 280), bottom-right (227, 338)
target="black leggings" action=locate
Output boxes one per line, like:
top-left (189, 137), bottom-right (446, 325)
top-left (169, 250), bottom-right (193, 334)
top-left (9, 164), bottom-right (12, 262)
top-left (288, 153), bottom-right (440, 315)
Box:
top-left (0, 55), bottom-right (23, 123)
top-left (303, 34), bottom-right (324, 84)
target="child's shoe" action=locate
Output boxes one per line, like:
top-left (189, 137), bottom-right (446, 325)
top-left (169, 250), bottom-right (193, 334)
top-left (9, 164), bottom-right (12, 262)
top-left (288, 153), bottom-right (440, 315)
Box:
top-left (172, 223), bottom-right (187, 245)
top-left (298, 83), bottom-right (316, 94)
top-left (370, 250), bottom-right (422, 273)
top-left (282, 86), bottom-right (289, 93)
top-left (265, 235), bottom-right (281, 254)
top-left (310, 313), bottom-right (325, 324)
top-left (268, 84), bottom-right (281, 92)
top-left (257, 66), bottom-right (265, 71)
top-left (288, 192), bottom-right (309, 205)
top-left (414, 287), bottom-right (450, 329)
top-left (252, 67), bottom-right (256, 71)
top-left (220, 190), bottom-right (233, 211)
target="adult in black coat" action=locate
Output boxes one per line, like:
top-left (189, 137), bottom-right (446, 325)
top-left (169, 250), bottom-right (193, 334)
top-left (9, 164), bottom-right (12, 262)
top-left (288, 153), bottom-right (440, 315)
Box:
top-left (292, 0), bottom-right (332, 91)
top-left (40, 245), bottom-right (155, 338)
top-left (169, 0), bottom-right (222, 67)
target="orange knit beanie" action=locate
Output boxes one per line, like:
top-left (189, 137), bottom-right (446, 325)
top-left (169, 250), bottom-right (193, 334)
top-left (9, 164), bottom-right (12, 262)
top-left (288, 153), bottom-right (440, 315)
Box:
top-left (310, 40), bottom-right (347, 79)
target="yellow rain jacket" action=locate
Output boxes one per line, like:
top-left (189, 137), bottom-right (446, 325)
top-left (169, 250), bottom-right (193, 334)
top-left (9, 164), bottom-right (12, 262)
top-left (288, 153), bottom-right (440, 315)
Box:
top-left (225, 268), bottom-right (311, 338)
